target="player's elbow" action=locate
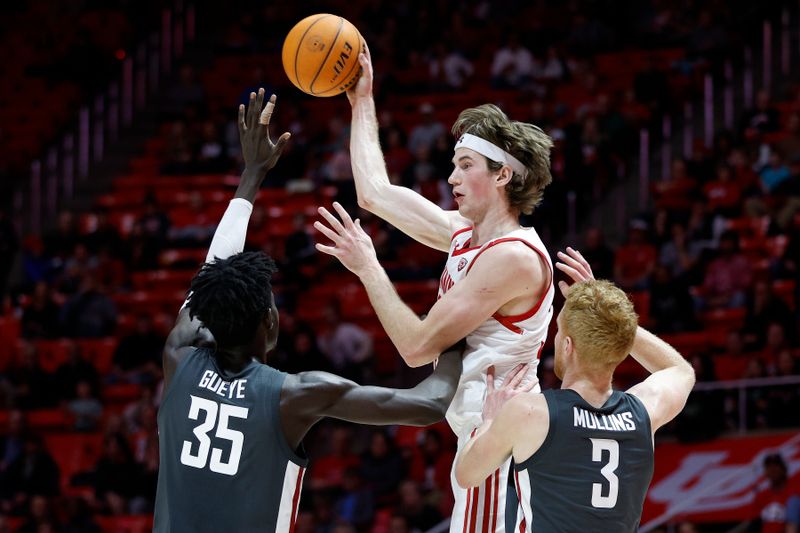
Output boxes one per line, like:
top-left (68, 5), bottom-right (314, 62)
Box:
top-left (454, 462), bottom-right (480, 489)
top-left (401, 349), bottom-right (435, 368)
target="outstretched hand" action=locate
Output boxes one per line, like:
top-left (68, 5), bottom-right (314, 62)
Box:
top-left (482, 364), bottom-right (536, 423)
top-left (346, 40), bottom-right (373, 106)
top-left (314, 202), bottom-right (379, 277)
top-left (238, 88), bottom-right (291, 175)
top-left (555, 247), bottom-right (596, 297)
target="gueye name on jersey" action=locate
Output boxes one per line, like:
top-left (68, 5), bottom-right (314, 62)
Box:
top-left (573, 407), bottom-right (636, 431)
top-left (198, 370), bottom-right (247, 400)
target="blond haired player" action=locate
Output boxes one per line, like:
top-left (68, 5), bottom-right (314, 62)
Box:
top-left (455, 248), bottom-right (696, 532)
top-left (314, 44), bottom-right (554, 533)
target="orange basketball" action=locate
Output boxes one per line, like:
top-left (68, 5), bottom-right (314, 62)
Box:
top-left (282, 14), bottom-right (363, 97)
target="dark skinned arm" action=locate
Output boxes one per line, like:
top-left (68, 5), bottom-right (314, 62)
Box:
top-left (279, 347), bottom-right (463, 450)
top-left (162, 89), bottom-right (290, 387)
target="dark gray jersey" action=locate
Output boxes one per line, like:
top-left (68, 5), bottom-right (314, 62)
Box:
top-left (154, 348), bottom-right (307, 533)
top-left (510, 389), bottom-right (653, 533)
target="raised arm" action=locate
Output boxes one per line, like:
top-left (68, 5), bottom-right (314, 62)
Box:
top-left (625, 328), bottom-right (695, 431)
top-left (556, 247), bottom-right (695, 432)
top-left (347, 45), bottom-right (467, 251)
top-left (163, 89), bottom-right (290, 386)
top-left (278, 346), bottom-right (463, 449)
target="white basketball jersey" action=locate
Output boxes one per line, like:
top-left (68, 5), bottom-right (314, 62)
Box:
top-left (437, 226), bottom-right (554, 437)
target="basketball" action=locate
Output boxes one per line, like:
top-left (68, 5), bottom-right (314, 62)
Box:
top-left (281, 14), bottom-right (363, 97)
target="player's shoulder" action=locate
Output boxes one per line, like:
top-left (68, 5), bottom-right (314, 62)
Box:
top-left (505, 391), bottom-right (548, 422)
top-left (471, 239), bottom-right (546, 278)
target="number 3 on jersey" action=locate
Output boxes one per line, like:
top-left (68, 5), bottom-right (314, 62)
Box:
top-left (180, 395), bottom-right (249, 476)
top-left (590, 438), bottom-right (619, 508)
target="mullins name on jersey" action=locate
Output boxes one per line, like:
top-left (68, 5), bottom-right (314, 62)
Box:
top-left (573, 407), bottom-right (636, 431)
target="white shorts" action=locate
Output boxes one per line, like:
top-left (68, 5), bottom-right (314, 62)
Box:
top-left (449, 431), bottom-right (513, 533)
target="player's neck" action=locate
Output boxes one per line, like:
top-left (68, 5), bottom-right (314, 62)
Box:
top-left (560, 372), bottom-right (614, 409)
top-left (470, 206), bottom-right (519, 246)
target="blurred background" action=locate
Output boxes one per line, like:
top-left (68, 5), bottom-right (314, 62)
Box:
top-left (0, 0), bottom-right (798, 532)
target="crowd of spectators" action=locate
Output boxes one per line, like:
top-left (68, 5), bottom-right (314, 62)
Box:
top-left (0, 0), bottom-right (798, 531)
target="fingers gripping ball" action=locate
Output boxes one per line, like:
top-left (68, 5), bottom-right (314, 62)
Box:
top-left (282, 14), bottom-right (364, 97)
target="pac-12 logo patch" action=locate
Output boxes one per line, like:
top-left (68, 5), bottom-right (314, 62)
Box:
top-left (457, 258), bottom-right (468, 272)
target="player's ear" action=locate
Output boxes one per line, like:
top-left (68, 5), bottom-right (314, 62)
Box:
top-left (494, 166), bottom-right (513, 188)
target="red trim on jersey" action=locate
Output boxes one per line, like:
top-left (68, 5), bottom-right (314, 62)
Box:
top-left (469, 483), bottom-right (480, 533)
top-left (451, 226), bottom-right (473, 243)
top-left (465, 237), bottom-right (553, 334)
top-left (463, 488), bottom-right (472, 533)
top-left (491, 470), bottom-right (499, 532)
top-left (535, 341), bottom-right (545, 360)
top-left (514, 469), bottom-right (527, 533)
top-left (288, 467), bottom-right (305, 533)
top-left (481, 474), bottom-right (492, 533)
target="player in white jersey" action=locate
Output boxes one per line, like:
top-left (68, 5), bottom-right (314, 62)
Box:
top-left (313, 44), bottom-right (555, 533)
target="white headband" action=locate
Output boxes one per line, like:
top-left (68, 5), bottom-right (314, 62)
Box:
top-left (454, 133), bottom-right (527, 177)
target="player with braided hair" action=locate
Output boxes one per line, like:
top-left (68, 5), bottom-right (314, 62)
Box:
top-left (154, 89), bottom-right (465, 533)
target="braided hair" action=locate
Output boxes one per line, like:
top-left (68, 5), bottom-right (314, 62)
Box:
top-left (186, 251), bottom-right (277, 347)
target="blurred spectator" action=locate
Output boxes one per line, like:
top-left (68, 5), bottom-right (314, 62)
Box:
top-left (21, 282), bottom-right (61, 339)
top-left (0, 209), bottom-right (18, 302)
top-left (61, 497), bottom-right (101, 533)
top-left (8, 342), bottom-right (57, 409)
top-left (317, 303), bottom-right (373, 382)
top-left (43, 211), bottom-right (80, 262)
top-left (16, 495), bottom-right (58, 533)
top-left (169, 191), bottom-right (218, 247)
top-left (749, 454), bottom-right (799, 533)
top-left (788, 495), bottom-right (800, 533)
top-left (759, 151), bottom-right (792, 195)
top-left (741, 90), bottom-right (781, 137)
top-left (614, 220), bottom-right (657, 290)
top-left (491, 34), bottom-right (537, 88)
top-left (389, 515), bottom-right (412, 533)
top-left (278, 327), bottom-right (332, 374)
top-left (1, 435), bottom-right (60, 513)
top-left (59, 276), bottom-right (117, 338)
top-left (659, 224), bottom-right (703, 280)
top-left (703, 165), bottom-right (742, 217)
top-left (308, 426), bottom-right (360, 491)
top-left (111, 314), bottom-right (164, 384)
top-left (408, 104), bottom-right (446, 155)
top-left (743, 280), bottom-right (792, 350)
top-left (383, 127), bottom-right (414, 178)
top-left (581, 228), bottom-right (614, 280)
top-left (397, 480), bottom-right (442, 532)
top-left (67, 381), bottom-right (103, 432)
top-left (360, 430), bottom-right (406, 506)
top-left (54, 342), bottom-right (100, 401)
top-left (428, 44), bottom-right (474, 90)
top-left (700, 230), bottom-right (753, 309)
top-left (162, 64), bottom-right (206, 118)
top-left (195, 121), bottom-right (230, 173)
top-left (130, 194), bottom-right (171, 270)
top-left (284, 214), bottom-right (316, 273)
top-left (408, 429), bottom-right (453, 515)
top-left (649, 266), bottom-right (697, 333)
top-left (0, 411), bottom-right (27, 472)
top-left (84, 210), bottom-right (122, 256)
top-left (92, 433), bottom-right (144, 515)
top-left (756, 322), bottom-right (790, 371)
top-left (60, 243), bottom-right (98, 294)
top-left (778, 112), bottom-right (800, 157)
top-left (634, 55), bottom-right (670, 113)
top-left (334, 468), bottom-right (375, 529)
